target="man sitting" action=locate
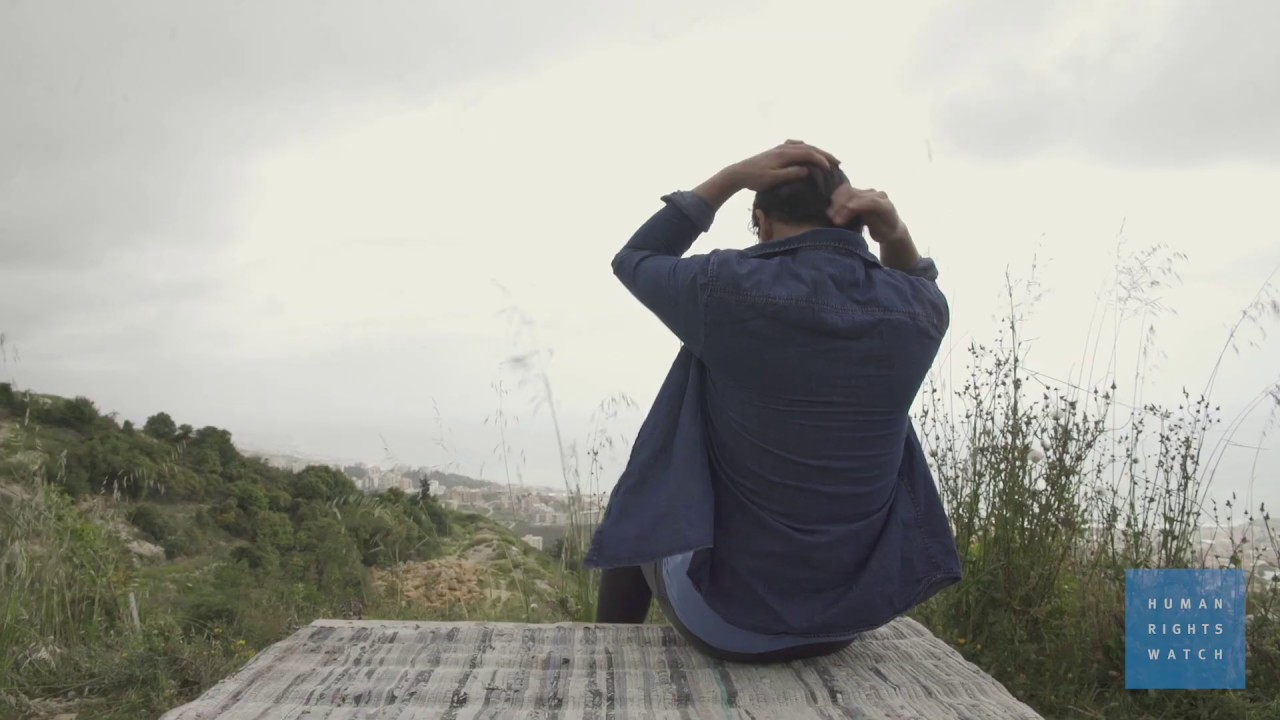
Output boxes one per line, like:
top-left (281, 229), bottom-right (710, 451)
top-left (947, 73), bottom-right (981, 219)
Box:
top-left (586, 140), bottom-right (961, 663)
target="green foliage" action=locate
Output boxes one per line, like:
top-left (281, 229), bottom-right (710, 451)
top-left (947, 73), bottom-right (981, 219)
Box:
top-left (290, 465), bottom-right (358, 502)
top-left (252, 510), bottom-right (295, 552)
top-left (2, 467), bottom-right (134, 692)
top-left (230, 480), bottom-right (269, 513)
top-left (143, 411), bottom-right (177, 441)
top-left (126, 503), bottom-right (210, 558)
top-left (909, 273), bottom-right (1280, 719)
top-left (49, 396), bottom-right (100, 434)
top-left (0, 395), bottom-right (464, 718)
top-left (128, 503), bottom-right (171, 542)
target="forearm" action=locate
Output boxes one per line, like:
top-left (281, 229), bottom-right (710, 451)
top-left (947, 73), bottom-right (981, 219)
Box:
top-left (875, 226), bottom-right (923, 272)
top-left (690, 168), bottom-right (742, 212)
top-left (614, 169), bottom-right (739, 260)
top-left (612, 180), bottom-right (721, 284)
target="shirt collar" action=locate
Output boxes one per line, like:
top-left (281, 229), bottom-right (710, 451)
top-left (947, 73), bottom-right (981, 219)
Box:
top-left (744, 228), bottom-right (882, 266)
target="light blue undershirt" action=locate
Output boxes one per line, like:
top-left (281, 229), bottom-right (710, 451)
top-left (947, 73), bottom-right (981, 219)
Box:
top-left (661, 552), bottom-right (864, 654)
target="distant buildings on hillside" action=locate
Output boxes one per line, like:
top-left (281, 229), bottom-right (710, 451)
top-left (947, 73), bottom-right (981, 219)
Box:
top-left (249, 451), bottom-right (607, 552)
top-left (340, 462), bottom-right (433, 495)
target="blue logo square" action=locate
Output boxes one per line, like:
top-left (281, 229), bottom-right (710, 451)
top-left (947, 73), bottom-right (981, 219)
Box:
top-left (1125, 569), bottom-right (1246, 689)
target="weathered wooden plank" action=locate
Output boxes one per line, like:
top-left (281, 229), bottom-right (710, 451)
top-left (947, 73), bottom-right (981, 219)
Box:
top-left (162, 617), bottom-right (1043, 719)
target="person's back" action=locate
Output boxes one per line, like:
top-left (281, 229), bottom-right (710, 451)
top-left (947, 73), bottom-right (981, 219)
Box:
top-left (696, 236), bottom-right (951, 635)
top-left (587, 140), bottom-right (961, 661)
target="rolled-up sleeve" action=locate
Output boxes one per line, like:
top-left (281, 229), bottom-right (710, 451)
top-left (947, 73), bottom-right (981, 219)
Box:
top-left (611, 192), bottom-right (716, 354)
top-left (897, 256), bottom-right (948, 335)
top-left (900, 256), bottom-right (940, 282)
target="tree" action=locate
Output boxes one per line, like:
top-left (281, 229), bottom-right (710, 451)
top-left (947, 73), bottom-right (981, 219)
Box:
top-left (192, 426), bottom-right (237, 466)
top-left (291, 466), bottom-right (358, 503)
top-left (418, 493), bottom-right (449, 536)
top-left (85, 433), bottom-right (157, 498)
top-left (230, 480), bottom-right (269, 514)
top-left (37, 396), bottom-right (99, 434)
top-left (143, 412), bottom-right (178, 441)
top-left (251, 510), bottom-right (295, 553)
top-left (295, 517), bottom-right (364, 595)
top-left (344, 506), bottom-right (411, 566)
top-left (66, 396), bottom-right (99, 432)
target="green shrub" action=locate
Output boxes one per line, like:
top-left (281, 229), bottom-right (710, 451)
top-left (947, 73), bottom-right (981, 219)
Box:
top-left (127, 503), bottom-right (172, 542)
top-left (909, 262), bottom-right (1280, 717)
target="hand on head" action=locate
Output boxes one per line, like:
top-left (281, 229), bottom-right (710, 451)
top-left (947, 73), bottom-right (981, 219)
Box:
top-left (727, 140), bottom-right (910, 245)
top-left (725, 140), bottom-right (840, 192)
top-left (827, 184), bottom-right (907, 244)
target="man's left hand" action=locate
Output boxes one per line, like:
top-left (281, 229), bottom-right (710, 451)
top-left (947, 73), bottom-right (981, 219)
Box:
top-left (828, 184), bottom-right (908, 244)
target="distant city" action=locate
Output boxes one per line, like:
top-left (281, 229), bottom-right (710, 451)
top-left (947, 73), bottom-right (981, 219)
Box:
top-left (246, 450), bottom-right (1277, 589)
top-left (249, 450), bottom-right (607, 552)
top-left (1192, 524), bottom-right (1279, 591)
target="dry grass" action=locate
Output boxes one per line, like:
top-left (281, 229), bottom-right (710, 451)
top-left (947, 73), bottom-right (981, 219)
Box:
top-left (909, 254), bottom-right (1280, 718)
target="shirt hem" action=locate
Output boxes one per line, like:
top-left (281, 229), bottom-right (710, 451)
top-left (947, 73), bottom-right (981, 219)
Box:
top-left (706, 569), bottom-right (963, 640)
top-left (583, 542), bottom-right (714, 571)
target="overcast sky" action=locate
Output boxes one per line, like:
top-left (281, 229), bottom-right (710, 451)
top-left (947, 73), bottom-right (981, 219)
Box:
top-left (3, 0), bottom-right (1278, 515)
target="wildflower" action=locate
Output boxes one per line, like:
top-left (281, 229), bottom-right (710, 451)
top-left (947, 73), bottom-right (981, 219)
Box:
top-left (1027, 448), bottom-right (1045, 464)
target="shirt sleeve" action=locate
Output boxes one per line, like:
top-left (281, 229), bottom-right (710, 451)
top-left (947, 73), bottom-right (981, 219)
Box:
top-left (611, 191), bottom-right (716, 354)
top-left (900, 256), bottom-right (940, 282)
top-left (897, 256), bottom-right (949, 334)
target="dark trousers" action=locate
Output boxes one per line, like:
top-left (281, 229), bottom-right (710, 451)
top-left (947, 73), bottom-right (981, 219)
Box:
top-left (595, 564), bottom-right (854, 664)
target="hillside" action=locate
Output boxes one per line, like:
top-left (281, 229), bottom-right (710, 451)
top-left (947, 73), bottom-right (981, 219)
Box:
top-left (0, 384), bottom-right (591, 720)
top-left (5, 377), bottom-right (1279, 720)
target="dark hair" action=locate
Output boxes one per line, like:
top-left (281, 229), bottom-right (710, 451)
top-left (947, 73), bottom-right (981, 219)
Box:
top-left (750, 164), bottom-right (865, 235)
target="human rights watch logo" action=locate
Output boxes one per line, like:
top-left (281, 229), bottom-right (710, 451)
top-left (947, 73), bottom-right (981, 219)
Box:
top-left (1125, 569), bottom-right (1246, 689)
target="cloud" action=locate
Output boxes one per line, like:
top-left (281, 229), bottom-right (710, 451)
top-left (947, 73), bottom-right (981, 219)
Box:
top-left (1, 0), bottom-right (751, 265)
top-left (907, 0), bottom-right (1280, 166)
top-left (0, 0), bottom-right (757, 337)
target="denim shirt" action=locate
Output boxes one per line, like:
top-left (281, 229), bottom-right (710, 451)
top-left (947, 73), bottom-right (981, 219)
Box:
top-left (584, 191), bottom-right (962, 637)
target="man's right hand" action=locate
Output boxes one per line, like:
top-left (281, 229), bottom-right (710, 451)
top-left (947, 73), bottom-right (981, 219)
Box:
top-left (724, 141), bottom-right (840, 192)
top-left (694, 140), bottom-right (839, 211)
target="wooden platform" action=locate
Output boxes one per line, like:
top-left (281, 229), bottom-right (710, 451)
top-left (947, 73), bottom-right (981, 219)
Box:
top-left (161, 617), bottom-right (1044, 719)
